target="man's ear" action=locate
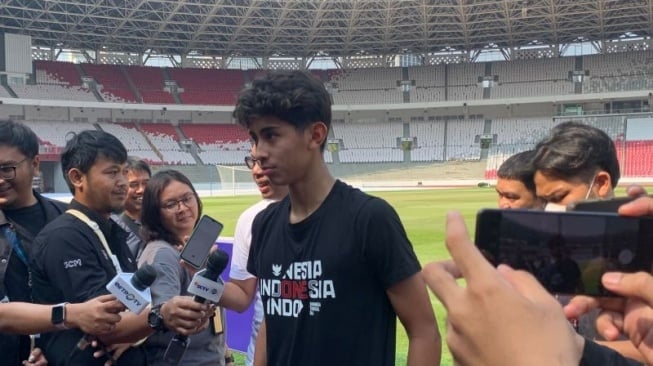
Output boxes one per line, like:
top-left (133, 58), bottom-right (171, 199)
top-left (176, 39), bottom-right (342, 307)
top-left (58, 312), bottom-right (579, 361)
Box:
top-left (595, 170), bottom-right (613, 198)
top-left (307, 122), bottom-right (328, 150)
top-left (67, 168), bottom-right (85, 192)
top-left (31, 155), bottom-right (40, 171)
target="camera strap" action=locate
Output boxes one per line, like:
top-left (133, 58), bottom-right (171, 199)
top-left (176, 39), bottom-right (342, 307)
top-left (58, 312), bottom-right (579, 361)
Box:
top-left (66, 209), bottom-right (122, 274)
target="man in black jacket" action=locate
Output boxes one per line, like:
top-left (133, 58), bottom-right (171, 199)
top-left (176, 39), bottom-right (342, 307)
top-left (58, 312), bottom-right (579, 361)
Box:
top-left (0, 119), bottom-right (68, 365)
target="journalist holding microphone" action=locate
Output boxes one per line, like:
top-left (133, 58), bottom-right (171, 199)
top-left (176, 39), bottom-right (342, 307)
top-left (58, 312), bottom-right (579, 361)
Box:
top-left (138, 169), bottom-right (227, 366)
top-left (30, 131), bottom-right (214, 366)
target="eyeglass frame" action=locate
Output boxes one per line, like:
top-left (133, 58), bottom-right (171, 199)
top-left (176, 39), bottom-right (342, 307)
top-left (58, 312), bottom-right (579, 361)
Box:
top-left (160, 192), bottom-right (197, 212)
top-left (244, 156), bottom-right (260, 170)
top-left (0, 157), bottom-right (30, 181)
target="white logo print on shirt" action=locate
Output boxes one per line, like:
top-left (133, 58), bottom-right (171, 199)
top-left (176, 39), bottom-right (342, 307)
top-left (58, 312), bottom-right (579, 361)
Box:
top-left (259, 260), bottom-right (336, 318)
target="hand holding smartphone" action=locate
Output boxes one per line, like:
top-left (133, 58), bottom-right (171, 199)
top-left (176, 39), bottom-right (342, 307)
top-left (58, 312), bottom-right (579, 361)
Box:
top-left (180, 216), bottom-right (224, 269)
top-left (475, 209), bottom-right (653, 296)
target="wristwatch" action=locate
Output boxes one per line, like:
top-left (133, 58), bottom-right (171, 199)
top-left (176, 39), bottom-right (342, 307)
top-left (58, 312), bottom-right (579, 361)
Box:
top-left (51, 302), bottom-right (69, 330)
top-left (147, 304), bottom-right (168, 332)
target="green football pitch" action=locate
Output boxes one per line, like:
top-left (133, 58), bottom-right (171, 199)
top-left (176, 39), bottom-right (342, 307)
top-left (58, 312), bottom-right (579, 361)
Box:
top-left (202, 187), bottom-right (498, 366)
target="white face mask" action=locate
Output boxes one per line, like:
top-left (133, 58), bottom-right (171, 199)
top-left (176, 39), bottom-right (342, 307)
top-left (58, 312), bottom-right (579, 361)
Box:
top-left (544, 202), bottom-right (567, 212)
top-left (543, 174), bottom-right (597, 212)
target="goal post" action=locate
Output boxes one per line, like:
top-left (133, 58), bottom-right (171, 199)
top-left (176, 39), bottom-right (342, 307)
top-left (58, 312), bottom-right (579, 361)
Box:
top-left (215, 164), bottom-right (254, 195)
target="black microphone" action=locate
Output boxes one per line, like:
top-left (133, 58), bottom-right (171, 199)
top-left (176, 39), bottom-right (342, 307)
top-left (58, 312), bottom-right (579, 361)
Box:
top-left (131, 264), bottom-right (157, 291)
top-left (191, 250), bottom-right (229, 304)
top-left (164, 250), bottom-right (229, 365)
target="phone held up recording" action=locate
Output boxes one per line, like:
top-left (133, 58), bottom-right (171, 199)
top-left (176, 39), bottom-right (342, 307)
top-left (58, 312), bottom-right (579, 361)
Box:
top-left (475, 208), bottom-right (653, 297)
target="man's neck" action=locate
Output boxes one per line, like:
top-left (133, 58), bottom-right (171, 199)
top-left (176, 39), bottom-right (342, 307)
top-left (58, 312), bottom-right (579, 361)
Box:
top-left (6, 192), bottom-right (38, 210)
top-left (288, 163), bottom-right (335, 224)
top-left (74, 197), bottom-right (111, 219)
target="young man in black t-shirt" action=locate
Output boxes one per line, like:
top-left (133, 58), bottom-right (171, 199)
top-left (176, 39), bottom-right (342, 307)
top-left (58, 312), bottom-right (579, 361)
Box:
top-left (222, 71), bottom-right (440, 366)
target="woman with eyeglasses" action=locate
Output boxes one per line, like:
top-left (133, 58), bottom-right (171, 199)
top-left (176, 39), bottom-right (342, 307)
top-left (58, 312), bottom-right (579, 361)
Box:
top-left (138, 170), bottom-right (227, 366)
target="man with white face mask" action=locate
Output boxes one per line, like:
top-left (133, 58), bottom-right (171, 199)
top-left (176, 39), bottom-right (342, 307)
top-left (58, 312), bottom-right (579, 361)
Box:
top-left (533, 121), bottom-right (620, 212)
top-left (531, 121), bottom-right (640, 359)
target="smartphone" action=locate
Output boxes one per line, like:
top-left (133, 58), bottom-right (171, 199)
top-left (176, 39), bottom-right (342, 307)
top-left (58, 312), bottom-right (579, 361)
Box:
top-left (180, 215), bottom-right (223, 269)
top-left (567, 197), bottom-right (636, 213)
top-left (163, 336), bottom-right (189, 365)
top-left (475, 209), bottom-right (653, 296)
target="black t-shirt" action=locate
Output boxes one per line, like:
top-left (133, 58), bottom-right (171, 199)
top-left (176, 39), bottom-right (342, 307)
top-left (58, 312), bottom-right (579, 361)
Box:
top-left (247, 180), bottom-right (420, 366)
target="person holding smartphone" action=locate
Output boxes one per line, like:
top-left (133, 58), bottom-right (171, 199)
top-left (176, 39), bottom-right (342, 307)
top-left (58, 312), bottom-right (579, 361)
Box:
top-left (138, 170), bottom-right (227, 366)
top-left (422, 211), bottom-right (642, 366)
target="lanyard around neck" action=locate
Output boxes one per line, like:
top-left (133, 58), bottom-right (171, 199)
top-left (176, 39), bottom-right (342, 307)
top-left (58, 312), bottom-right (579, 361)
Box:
top-left (66, 209), bottom-right (122, 274)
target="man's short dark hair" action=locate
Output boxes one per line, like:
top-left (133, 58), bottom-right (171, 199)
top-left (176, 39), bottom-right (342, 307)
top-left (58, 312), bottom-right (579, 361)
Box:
top-left (533, 121), bottom-right (620, 187)
top-left (233, 70), bottom-right (332, 151)
top-left (61, 130), bottom-right (127, 193)
top-left (497, 150), bottom-right (536, 193)
top-left (126, 156), bottom-right (151, 177)
top-left (0, 120), bottom-right (39, 158)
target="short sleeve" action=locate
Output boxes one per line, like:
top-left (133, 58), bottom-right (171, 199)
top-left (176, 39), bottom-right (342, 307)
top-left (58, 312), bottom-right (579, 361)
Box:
top-left (139, 243), bottom-right (183, 306)
top-left (355, 198), bottom-right (421, 289)
top-left (229, 209), bottom-right (256, 281)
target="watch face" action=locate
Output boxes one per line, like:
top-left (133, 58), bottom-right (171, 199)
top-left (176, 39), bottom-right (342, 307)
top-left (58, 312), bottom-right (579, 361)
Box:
top-left (148, 310), bottom-right (160, 327)
top-left (148, 308), bottom-right (163, 329)
top-left (52, 305), bottom-right (65, 324)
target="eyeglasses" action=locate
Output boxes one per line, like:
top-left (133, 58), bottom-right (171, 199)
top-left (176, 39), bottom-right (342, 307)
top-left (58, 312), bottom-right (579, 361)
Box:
top-left (161, 192), bottom-right (196, 212)
top-left (0, 158), bottom-right (29, 181)
top-left (244, 156), bottom-right (260, 170)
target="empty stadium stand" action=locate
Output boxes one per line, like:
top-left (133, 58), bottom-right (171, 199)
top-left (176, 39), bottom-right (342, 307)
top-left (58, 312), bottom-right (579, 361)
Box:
top-left (167, 68), bottom-right (244, 105)
top-left (80, 63), bottom-right (138, 103)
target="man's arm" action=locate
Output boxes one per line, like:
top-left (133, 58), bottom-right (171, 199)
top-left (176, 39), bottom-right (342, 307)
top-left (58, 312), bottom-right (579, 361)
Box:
top-left (220, 278), bottom-right (258, 312)
top-left (0, 295), bottom-right (123, 335)
top-left (97, 296), bottom-right (213, 345)
top-left (387, 273), bottom-right (441, 366)
top-left (253, 319), bottom-right (267, 366)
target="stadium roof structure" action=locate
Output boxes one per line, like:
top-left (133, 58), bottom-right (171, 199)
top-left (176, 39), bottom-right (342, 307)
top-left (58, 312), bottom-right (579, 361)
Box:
top-left (1, 0), bottom-right (652, 58)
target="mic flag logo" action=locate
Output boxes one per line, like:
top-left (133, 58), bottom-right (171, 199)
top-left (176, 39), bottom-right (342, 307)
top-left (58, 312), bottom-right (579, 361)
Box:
top-left (260, 260), bottom-right (336, 318)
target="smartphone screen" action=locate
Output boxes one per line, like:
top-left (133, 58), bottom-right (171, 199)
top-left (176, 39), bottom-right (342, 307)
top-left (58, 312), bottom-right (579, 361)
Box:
top-left (475, 209), bottom-right (653, 296)
top-left (180, 215), bottom-right (224, 269)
